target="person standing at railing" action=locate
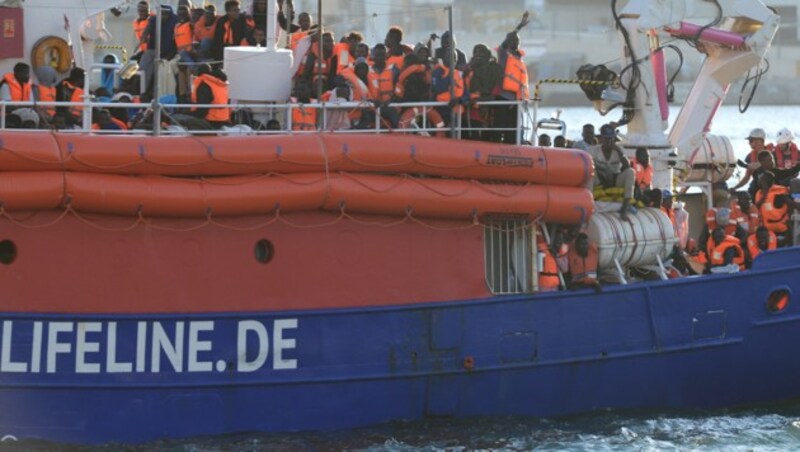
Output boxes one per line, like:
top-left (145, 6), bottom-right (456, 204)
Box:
top-left (55, 67), bottom-right (85, 126)
top-left (190, 64), bottom-right (230, 129)
top-left (33, 66), bottom-right (58, 118)
top-left (364, 44), bottom-right (398, 129)
top-left (212, 1), bottom-right (253, 62)
top-left (496, 12), bottom-right (531, 144)
top-left (300, 31), bottom-right (335, 97)
top-left (431, 47), bottom-right (467, 131)
top-left (138, 5), bottom-right (178, 100)
top-left (277, 0), bottom-right (316, 50)
top-left (384, 26), bottom-right (413, 71)
top-left (193, 4), bottom-right (218, 61)
top-left (463, 44), bottom-right (502, 142)
top-left (290, 83), bottom-right (317, 132)
top-left (175, 5), bottom-right (195, 102)
top-left (0, 63), bottom-right (32, 112)
top-left (132, 1), bottom-right (153, 60)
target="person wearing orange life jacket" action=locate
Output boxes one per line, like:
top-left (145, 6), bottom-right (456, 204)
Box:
top-left (496, 12), bottom-right (531, 144)
top-left (730, 191), bottom-right (760, 234)
top-left (55, 67), bottom-right (86, 125)
top-left (174, 5), bottom-right (195, 101)
top-left (754, 170), bottom-right (797, 236)
top-left (746, 226), bottom-right (777, 264)
top-left (397, 45), bottom-right (445, 136)
top-left (431, 46), bottom-right (467, 130)
top-left (193, 4), bottom-right (217, 60)
top-left (772, 128), bottom-right (800, 170)
top-left (537, 228), bottom-right (568, 291)
top-left (338, 59), bottom-right (370, 127)
top-left (706, 226), bottom-right (745, 271)
top-left (360, 44), bottom-right (399, 129)
top-left (290, 82), bottom-right (318, 132)
top-left (0, 63), bottom-right (32, 110)
top-left (33, 66), bottom-right (58, 118)
top-left (631, 147), bottom-right (654, 192)
top-left (567, 233), bottom-right (599, 290)
top-left (333, 32), bottom-right (363, 75)
top-left (277, 1), bottom-right (315, 51)
top-left (132, 1), bottom-right (153, 57)
top-left (355, 43), bottom-right (372, 66)
top-left (698, 206), bottom-right (746, 253)
top-left (190, 64), bottom-right (231, 128)
top-left (463, 44), bottom-right (503, 142)
top-left (300, 31), bottom-right (335, 96)
top-left (211, 1), bottom-right (252, 61)
top-left (384, 26), bottom-right (414, 71)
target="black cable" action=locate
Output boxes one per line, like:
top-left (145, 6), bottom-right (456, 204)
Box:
top-left (611, 0), bottom-right (641, 126)
top-left (739, 58), bottom-right (769, 113)
top-left (662, 44), bottom-right (684, 103)
top-left (685, 0), bottom-right (723, 49)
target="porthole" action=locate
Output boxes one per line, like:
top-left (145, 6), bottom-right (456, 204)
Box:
top-left (767, 289), bottom-right (790, 314)
top-left (254, 239), bottom-right (274, 264)
top-left (0, 240), bottom-right (17, 265)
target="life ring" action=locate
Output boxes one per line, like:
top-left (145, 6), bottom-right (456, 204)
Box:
top-left (398, 107), bottom-right (446, 138)
top-left (31, 36), bottom-right (72, 75)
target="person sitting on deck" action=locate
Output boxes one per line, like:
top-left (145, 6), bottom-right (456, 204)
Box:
top-left (573, 124), bottom-right (598, 151)
top-left (730, 191), bottom-right (760, 234)
top-left (698, 206), bottom-right (747, 255)
top-left (754, 170), bottom-right (798, 243)
top-left (746, 226), bottom-right (777, 265)
top-left (705, 226), bottom-right (745, 272)
top-left (567, 233), bottom-right (599, 290)
top-left (631, 147), bottom-right (653, 192)
top-left (189, 64), bottom-right (230, 129)
top-left (0, 62), bottom-right (32, 106)
top-left (587, 124), bottom-right (636, 221)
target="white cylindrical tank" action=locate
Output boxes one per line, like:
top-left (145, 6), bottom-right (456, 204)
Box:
top-left (586, 208), bottom-right (677, 270)
top-left (224, 47), bottom-right (293, 102)
top-left (682, 133), bottom-right (736, 183)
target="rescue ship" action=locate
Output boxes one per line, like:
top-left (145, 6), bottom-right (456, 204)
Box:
top-left (0, 0), bottom-right (799, 445)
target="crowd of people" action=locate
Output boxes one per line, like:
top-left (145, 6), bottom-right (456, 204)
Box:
top-left (535, 124), bottom-right (799, 291)
top-left (1, 0), bottom-right (533, 135)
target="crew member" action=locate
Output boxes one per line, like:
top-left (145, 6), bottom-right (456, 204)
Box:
top-left (772, 128), bottom-right (799, 170)
top-left (567, 233), bottom-right (599, 289)
top-left (729, 128), bottom-right (770, 193)
top-left (190, 64), bottom-right (230, 128)
top-left (588, 124), bottom-right (636, 221)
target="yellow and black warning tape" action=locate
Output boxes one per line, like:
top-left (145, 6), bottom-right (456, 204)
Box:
top-left (95, 45), bottom-right (129, 64)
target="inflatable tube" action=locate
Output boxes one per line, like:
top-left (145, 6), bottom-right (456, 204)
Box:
top-left (0, 133), bottom-right (63, 171)
top-left (0, 172), bottom-right (65, 211)
top-left (0, 171), bottom-right (594, 223)
top-left (1, 132), bottom-right (593, 187)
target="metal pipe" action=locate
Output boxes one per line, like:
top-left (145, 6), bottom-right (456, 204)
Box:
top-left (316, 0), bottom-right (323, 100)
top-left (447, 5), bottom-right (456, 138)
top-left (153, 1), bottom-right (162, 136)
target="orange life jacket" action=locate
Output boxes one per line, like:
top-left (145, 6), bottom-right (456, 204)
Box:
top-left (387, 54), bottom-right (406, 71)
top-left (568, 244), bottom-right (598, 284)
top-left (290, 30), bottom-right (310, 50)
top-left (334, 42), bottom-right (354, 74)
top-left (194, 16), bottom-right (217, 42)
top-left (434, 65), bottom-right (464, 102)
top-left (291, 103), bottom-right (317, 131)
top-left (704, 208), bottom-right (738, 236)
top-left (747, 231), bottom-right (777, 261)
top-left (632, 158), bottom-right (653, 190)
top-left (756, 185), bottom-right (790, 233)
top-left (706, 235), bottom-right (745, 268)
top-left (174, 22), bottom-right (194, 52)
top-left (773, 142), bottom-right (800, 170)
top-left (730, 202), bottom-right (760, 233)
top-left (36, 84), bottom-right (56, 115)
top-left (191, 74), bottom-right (230, 122)
top-left (61, 80), bottom-right (84, 115)
top-left (502, 49), bottom-right (529, 100)
top-left (2, 73), bottom-right (31, 102)
top-left (538, 242), bottom-right (560, 291)
top-left (133, 16), bottom-right (152, 52)
top-left (368, 65), bottom-right (395, 103)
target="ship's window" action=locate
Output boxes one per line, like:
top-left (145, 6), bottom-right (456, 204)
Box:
top-left (254, 239), bottom-right (274, 264)
top-left (0, 240), bottom-right (16, 265)
top-left (767, 289), bottom-right (790, 314)
top-left (483, 216), bottom-right (533, 294)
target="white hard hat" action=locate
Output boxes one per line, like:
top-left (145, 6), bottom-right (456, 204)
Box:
top-left (777, 128), bottom-right (794, 145)
top-left (746, 128), bottom-right (766, 140)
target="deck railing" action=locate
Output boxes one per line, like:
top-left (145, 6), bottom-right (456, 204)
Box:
top-left (0, 98), bottom-right (534, 144)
